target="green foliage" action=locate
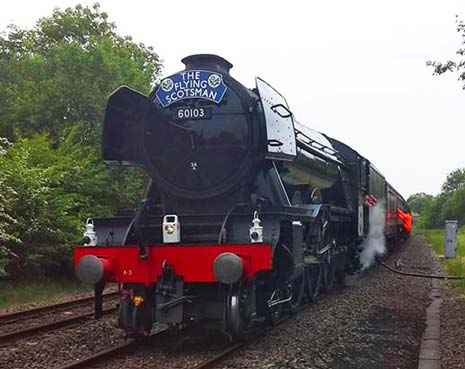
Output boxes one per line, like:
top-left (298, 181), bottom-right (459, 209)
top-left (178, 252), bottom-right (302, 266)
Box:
top-left (0, 4), bottom-right (158, 279)
top-left (0, 3), bottom-right (162, 143)
top-left (0, 277), bottom-right (90, 309)
top-left (418, 192), bottom-right (452, 228)
top-left (407, 192), bottom-right (434, 214)
top-left (0, 138), bottom-right (22, 276)
top-left (410, 167), bottom-right (465, 228)
top-left (440, 187), bottom-right (465, 225)
top-left (420, 228), bottom-right (445, 256)
top-left (427, 16), bottom-right (465, 90)
top-left (0, 134), bottom-right (147, 278)
top-left (441, 168), bottom-right (465, 193)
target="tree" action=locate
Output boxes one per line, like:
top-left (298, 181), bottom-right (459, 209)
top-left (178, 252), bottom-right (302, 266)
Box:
top-left (0, 3), bottom-right (162, 143)
top-left (427, 16), bottom-right (465, 89)
top-left (0, 134), bottom-right (147, 278)
top-left (440, 187), bottom-right (465, 224)
top-left (0, 4), bottom-right (159, 278)
top-left (0, 138), bottom-right (21, 276)
top-left (407, 192), bottom-right (434, 214)
top-left (411, 167), bottom-right (465, 228)
top-left (419, 192), bottom-right (452, 229)
top-left (441, 168), bottom-right (465, 193)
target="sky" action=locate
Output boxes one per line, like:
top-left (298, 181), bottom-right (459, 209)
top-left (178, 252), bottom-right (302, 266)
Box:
top-left (1, 0), bottom-right (464, 198)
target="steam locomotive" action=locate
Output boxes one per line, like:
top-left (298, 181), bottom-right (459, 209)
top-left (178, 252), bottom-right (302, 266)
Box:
top-left (74, 54), bottom-right (411, 339)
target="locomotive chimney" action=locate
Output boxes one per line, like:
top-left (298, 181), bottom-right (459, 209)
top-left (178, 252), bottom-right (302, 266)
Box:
top-left (181, 54), bottom-right (233, 75)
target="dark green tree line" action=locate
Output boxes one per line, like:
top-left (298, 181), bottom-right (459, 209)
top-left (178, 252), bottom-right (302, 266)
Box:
top-left (0, 3), bottom-right (161, 142)
top-left (0, 4), bottom-right (161, 278)
top-left (409, 168), bottom-right (465, 228)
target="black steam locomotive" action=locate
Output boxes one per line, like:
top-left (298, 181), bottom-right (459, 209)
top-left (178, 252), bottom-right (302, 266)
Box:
top-left (74, 54), bottom-right (411, 339)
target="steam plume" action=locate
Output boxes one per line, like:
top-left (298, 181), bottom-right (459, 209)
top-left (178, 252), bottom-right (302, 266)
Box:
top-left (360, 201), bottom-right (386, 270)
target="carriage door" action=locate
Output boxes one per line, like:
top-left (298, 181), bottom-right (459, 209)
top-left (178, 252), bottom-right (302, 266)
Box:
top-left (255, 77), bottom-right (297, 161)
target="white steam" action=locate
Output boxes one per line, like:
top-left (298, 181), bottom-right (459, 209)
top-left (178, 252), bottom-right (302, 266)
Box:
top-left (360, 201), bottom-right (386, 270)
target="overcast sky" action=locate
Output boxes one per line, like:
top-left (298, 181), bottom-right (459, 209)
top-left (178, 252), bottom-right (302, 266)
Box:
top-left (1, 0), bottom-right (464, 198)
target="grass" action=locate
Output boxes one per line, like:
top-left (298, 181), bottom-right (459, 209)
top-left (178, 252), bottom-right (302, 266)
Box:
top-left (417, 226), bottom-right (465, 292)
top-left (0, 278), bottom-right (91, 309)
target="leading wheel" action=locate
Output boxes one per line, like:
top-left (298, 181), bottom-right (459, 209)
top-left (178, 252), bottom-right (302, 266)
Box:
top-left (225, 282), bottom-right (250, 340)
top-left (118, 285), bottom-right (153, 338)
top-left (118, 297), bottom-right (152, 337)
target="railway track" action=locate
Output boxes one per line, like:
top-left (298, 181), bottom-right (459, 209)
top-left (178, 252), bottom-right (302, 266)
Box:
top-left (190, 303), bottom-right (314, 369)
top-left (50, 298), bottom-right (323, 369)
top-left (191, 342), bottom-right (244, 369)
top-left (53, 328), bottom-right (173, 369)
top-left (0, 292), bottom-right (119, 342)
top-left (0, 291), bottom-right (118, 324)
top-left (0, 306), bottom-right (117, 342)
top-left (54, 338), bottom-right (137, 369)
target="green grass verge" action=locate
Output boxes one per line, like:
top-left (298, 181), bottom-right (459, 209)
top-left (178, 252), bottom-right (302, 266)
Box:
top-left (0, 278), bottom-right (91, 309)
top-left (417, 227), bottom-right (465, 292)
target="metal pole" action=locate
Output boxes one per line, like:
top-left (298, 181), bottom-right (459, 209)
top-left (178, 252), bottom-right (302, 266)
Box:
top-left (94, 282), bottom-right (105, 319)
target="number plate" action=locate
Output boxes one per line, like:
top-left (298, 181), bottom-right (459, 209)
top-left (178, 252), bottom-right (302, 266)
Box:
top-left (172, 107), bottom-right (212, 121)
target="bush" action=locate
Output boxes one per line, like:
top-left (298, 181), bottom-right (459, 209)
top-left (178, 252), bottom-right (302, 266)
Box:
top-left (0, 134), bottom-right (146, 279)
top-left (0, 138), bottom-right (21, 276)
top-left (0, 4), bottom-right (157, 280)
top-left (440, 187), bottom-right (465, 225)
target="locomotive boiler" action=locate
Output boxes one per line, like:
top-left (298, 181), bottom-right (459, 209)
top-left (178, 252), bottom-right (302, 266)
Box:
top-left (74, 54), bottom-right (412, 339)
